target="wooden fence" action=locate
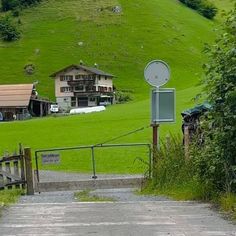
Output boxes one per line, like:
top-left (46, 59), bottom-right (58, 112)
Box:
top-left (0, 146), bottom-right (34, 195)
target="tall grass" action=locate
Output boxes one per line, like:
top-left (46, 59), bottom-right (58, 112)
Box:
top-left (143, 135), bottom-right (213, 201)
top-left (0, 189), bottom-right (22, 208)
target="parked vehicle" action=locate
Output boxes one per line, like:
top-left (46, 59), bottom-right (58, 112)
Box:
top-left (50, 104), bottom-right (59, 113)
top-left (0, 112), bottom-right (3, 121)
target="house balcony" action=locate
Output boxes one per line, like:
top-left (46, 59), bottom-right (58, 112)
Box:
top-left (73, 91), bottom-right (114, 97)
top-left (67, 79), bottom-right (95, 86)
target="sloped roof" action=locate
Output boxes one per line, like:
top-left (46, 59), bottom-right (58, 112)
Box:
top-left (0, 84), bottom-right (34, 107)
top-left (49, 64), bottom-right (114, 78)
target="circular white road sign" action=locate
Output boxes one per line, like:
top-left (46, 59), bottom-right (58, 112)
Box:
top-left (144, 60), bottom-right (170, 87)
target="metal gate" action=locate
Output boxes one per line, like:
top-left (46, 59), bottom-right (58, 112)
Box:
top-left (34, 143), bottom-right (151, 192)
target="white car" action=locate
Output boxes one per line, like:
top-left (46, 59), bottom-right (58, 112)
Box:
top-left (50, 104), bottom-right (59, 113)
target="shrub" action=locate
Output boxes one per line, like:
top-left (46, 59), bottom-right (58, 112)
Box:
top-left (115, 90), bottom-right (133, 103)
top-left (0, 15), bottom-right (20, 41)
top-left (1, 0), bottom-right (21, 12)
top-left (186, 0), bottom-right (202, 10)
top-left (191, 6), bottom-right (236, 194)
top-left (199, 1), bottom-right (218, 19)
top-left (178, 0), bottom-right (217, 19)
top-left (1, 0), bottom-right (41, 12)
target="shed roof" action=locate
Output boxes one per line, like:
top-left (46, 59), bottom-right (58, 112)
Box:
top-left (0, 84), bottom-right (34, 108)
top-left (50, 64), bottom-right (114, 78)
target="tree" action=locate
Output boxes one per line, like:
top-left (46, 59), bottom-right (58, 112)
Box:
top-left (0, 14), bottom-right (20, 41)
top-left (195, 5), bottom-right (236, 193)
top-left (1, 0), bottom-right (20, 11)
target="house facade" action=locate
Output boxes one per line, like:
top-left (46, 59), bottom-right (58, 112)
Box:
top-left (50, 64), bottom-right (115, 110)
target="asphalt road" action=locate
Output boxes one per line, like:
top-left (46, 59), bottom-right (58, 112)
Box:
top-left (0, 189), bottom-right (236, 236)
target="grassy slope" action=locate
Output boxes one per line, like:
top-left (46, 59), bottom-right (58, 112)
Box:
top-left (0, 0), bottom-right (231, 173)
top-left (211, 0), bottom-right (235, 12)
top-left (0, 0), bottom-right (216, 98)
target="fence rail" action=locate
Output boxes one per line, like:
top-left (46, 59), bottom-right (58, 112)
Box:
top-left (0, 152), bottom-right (25, 190)
top-left (35, 143), bottom-right (152, 183)
top-left (0, 146), bottom-right (34, 195)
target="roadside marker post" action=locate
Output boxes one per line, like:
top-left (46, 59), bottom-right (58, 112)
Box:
top-left (144, 60), bottom-right (175, 178)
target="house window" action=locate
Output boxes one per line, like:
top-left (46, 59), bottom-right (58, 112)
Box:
top-left (65, 75), bottom-right (73, 81)
top-left (108, 87), bottom-right (112, 92)
top-left (104, 87), bottom-right (107, 92)
top-left (89, 97), bottom-right (96, 102)
top-left (60, 75), bottom-right (73, 81)
top-left (74, 86), bottom-right (83, 91)
top-left (60, 87), bottom-right (73, 93)
top-left (71, 97), bottom-right (76, 107)
top-left (75, 75), bottom-right (82, 80)
top-left (105, 76), bottom-right (107, 80)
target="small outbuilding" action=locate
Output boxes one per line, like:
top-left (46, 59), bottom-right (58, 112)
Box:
top-left (0, 84), bottom-right (51, 121)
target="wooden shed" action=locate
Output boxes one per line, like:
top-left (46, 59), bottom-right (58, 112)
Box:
top-left (0, 84), bottom-right (51, 121)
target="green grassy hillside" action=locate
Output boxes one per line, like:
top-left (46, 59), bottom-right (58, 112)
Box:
top-left (211, 0), bottom-right (235, 13)
top-left (0, 0), bottom-right (233, 173)
top-left (0, 0), bottom-right (217, 99)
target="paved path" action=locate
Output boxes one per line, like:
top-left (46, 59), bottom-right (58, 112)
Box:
top-left (38, 170), bottom-right (143, 182)
top-left (0, 189), bottom-right (236, 236)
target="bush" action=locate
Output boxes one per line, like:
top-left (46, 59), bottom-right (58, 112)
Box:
top-left (0, 15), bottom-right (20, 41)
top-left (1, 0), bottom-right (21, 12)
top-left (1, 0), bottom-right (41, 12)
top-left (178, 0), bottom-right (217, 19)
top-left (191, 6), bottom-right (236, 194)
top-left (199, 1), bottom-right (218, 19)
top-left (146, 135), bottom-right (212, 200)
top-left (115, 90), bottom-right (133, 103)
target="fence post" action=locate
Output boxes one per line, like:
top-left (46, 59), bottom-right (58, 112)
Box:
top-left (5, 161), bottom-right (12, 189)
top-left (0, 162), bottom-right (3, 190)
top-left (24, 148), bottom-right (34, 195)
top-left (13, 160), bottom-right (20, 189)
top-left (19, 144), bottom-right (25, 189)
top-left (91, 146), bottom-right (97, 179)
top-left (148, 145), bottom-right (152, 179)
top-left (184, 126), bottom-right (190, 160)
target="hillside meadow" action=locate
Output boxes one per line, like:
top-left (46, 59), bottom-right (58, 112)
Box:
top-left (0, 0), bottom-right (233, 173)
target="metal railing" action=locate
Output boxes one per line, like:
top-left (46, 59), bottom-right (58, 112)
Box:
top-left (35, 143), bottom-right (152, 183)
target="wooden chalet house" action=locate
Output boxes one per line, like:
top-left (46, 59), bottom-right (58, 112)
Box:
top-left (50, 64), bottom-right (115, 110)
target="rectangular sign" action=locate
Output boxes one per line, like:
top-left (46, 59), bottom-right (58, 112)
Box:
top-left (41, 153), bottom-right (60, 165)
top-left (151, 88), bottom-right (176, 124)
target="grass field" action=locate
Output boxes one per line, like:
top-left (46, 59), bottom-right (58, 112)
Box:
top-left (0, 0), bottom-right (234, 173)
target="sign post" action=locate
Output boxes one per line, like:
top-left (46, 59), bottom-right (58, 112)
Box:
top-left (144, 60), bottom-right (175, 178)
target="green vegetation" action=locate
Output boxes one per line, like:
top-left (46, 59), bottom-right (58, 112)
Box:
top-left (143, 6), bottom-right (236, 220)
top-left (1, 0), bottom-right (42, 12)
top-left (0, 0), bottom-right (217, 96)
top-left (0, 0), bottom-right (234, 174)
top-left (219, 193), bottom-right (236, 219)
top-left (0, 189), bottom-right (22, 210)
top-left (193, 5), bottom-right (236, 194)
top-left (0, 87), bottom-right (198, 174)
top-left (0, 14), bottom-right (20, 41)
top-left (179, 0), bottom-right (218, 19)
top-left (74, 190), bottom-right (115, 202)
top-left (142, 135), bottom-right (205, 201)
top-left (211, 0), bottom-right (235, 13)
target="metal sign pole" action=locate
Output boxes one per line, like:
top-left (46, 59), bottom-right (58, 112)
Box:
top-left (144, 60), bottom-right (172, 179)
top-left (152, 122), bottom-right (159, 179)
